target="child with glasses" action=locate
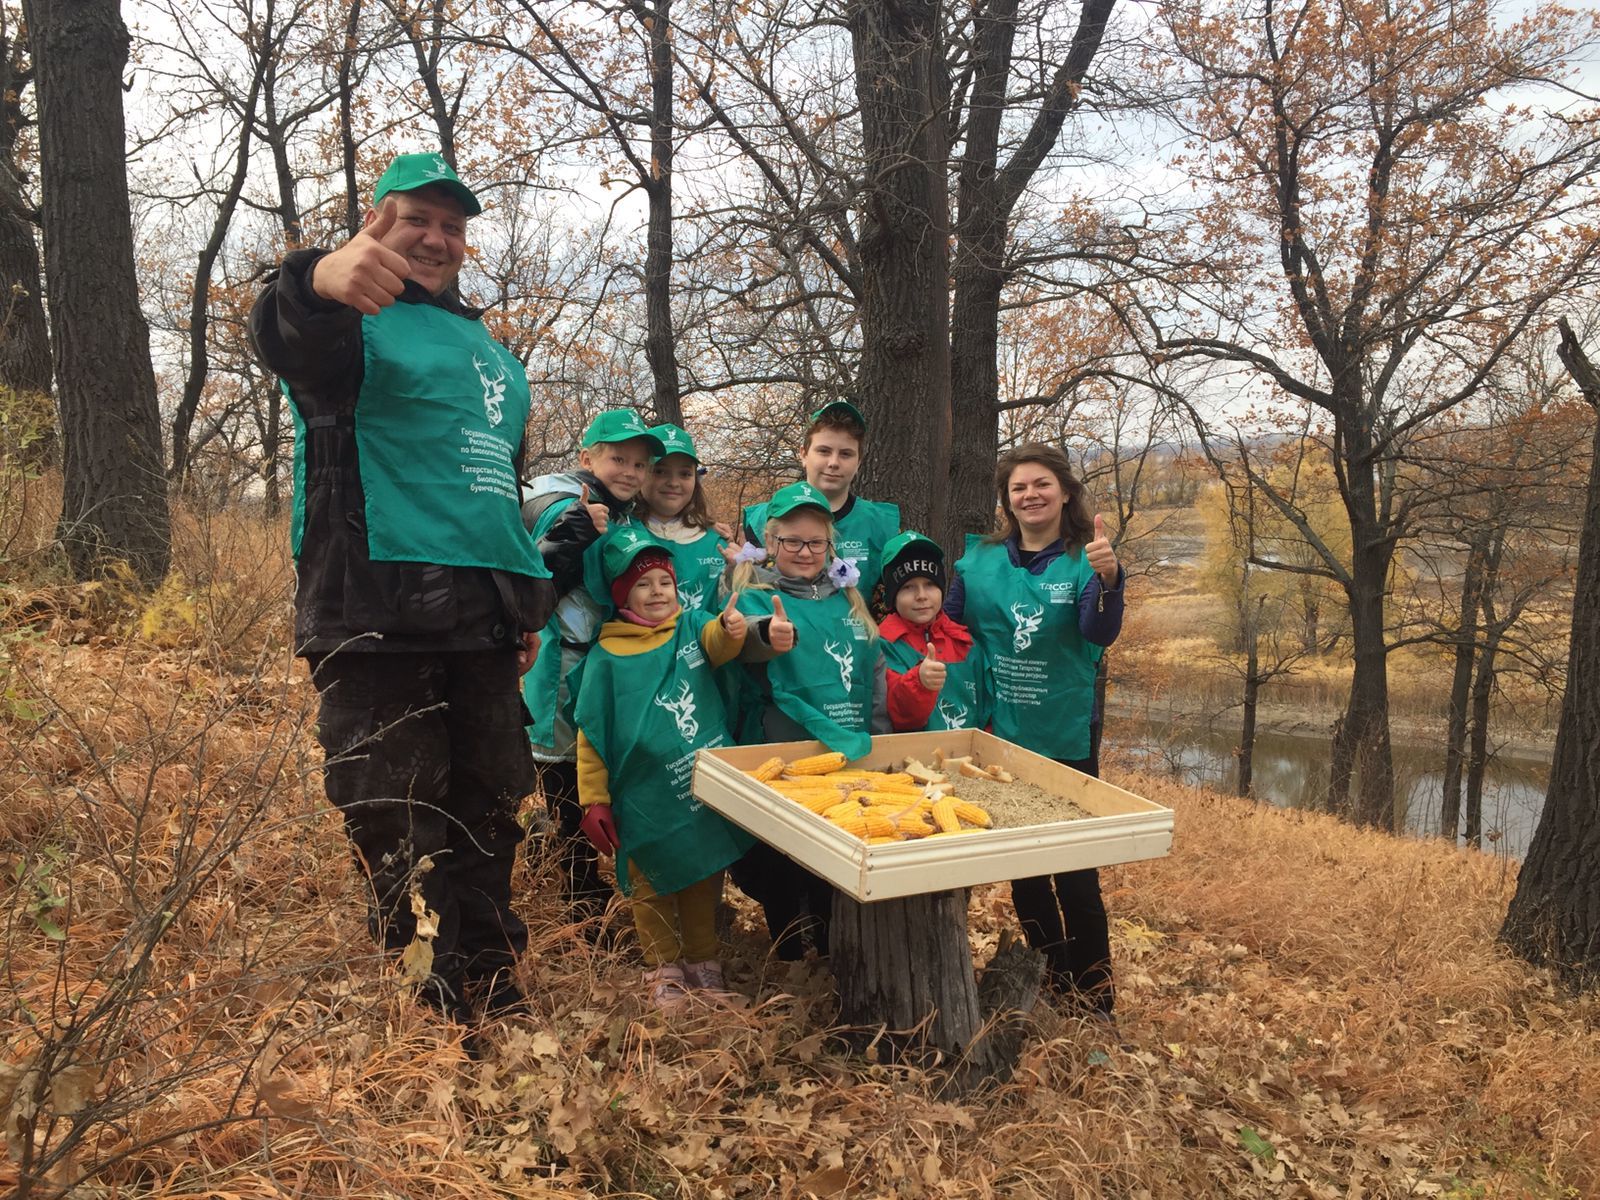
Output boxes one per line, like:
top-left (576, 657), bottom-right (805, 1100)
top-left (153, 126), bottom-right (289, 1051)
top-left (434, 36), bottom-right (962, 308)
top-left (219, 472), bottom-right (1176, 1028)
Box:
top-left (724, 481), bottom-right (890, 960)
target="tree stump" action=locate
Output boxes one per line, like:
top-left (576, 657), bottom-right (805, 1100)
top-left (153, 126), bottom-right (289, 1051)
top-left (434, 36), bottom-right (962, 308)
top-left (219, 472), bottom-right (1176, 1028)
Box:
top-left (831, 888), bottom-right (1044, 1089)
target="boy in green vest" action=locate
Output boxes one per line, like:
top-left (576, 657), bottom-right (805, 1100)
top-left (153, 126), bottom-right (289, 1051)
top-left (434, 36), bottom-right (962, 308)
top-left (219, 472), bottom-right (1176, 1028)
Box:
top-left (741, 399), bottom-right (901, 598)
top-left (521, 410), bottom-right (665, 933)
top-left (250, 153), bottom-right (554, 1035)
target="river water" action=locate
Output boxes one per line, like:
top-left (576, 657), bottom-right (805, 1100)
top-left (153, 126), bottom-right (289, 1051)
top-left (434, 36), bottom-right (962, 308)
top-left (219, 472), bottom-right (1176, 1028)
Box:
top-left (1107, 711), bottom-right (1551, 858)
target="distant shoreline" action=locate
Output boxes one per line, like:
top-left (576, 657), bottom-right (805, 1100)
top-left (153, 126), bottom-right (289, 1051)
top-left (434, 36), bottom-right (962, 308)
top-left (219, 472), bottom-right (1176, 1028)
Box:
top-left (1104, 692), bottom-right (1557, 768)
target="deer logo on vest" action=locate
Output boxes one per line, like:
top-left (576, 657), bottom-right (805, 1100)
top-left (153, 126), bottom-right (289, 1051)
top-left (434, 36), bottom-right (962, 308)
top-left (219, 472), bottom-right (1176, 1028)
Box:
top-left (471, 353), bottom-right (507, 427)
top-left (937, 696), bottom-right (969, 728)
top-left (1010, 601), bottom-right (1044, 652)
top-left (823, 639), bottom-right (854, 693)
top-left (655, 679), bottom-right (699, 741)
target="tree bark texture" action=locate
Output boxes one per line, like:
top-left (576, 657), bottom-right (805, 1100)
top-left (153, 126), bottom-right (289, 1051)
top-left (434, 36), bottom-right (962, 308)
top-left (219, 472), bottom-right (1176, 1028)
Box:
top-left (848, 0), bottom-right (951, 544)
top-left (1501, 318), bottom-right (1600, 986)
top-left (25, 0), bottom-right (170, 584)
top-left (640, 0), bottom-right (681, 426)
top-left (831, 890), bottom-right (1044, 1089)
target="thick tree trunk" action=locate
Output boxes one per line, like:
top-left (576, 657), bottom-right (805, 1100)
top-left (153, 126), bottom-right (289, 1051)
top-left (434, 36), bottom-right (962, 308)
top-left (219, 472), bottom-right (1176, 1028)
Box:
top-left (848, 0), bottom-right (950, 542)
top-left (1502, 318), bottom-right (1600, 986)
top-left (1327, 453), bottom-right (1396, 828)
top-left (25, 0), bottom-right (170, 585)
top-left (831, 890), bottom-right (1044, 1089)
top-left (1441, 537), bottom-right (1485, 840)
top-left (641, 0), bottom-right (681, 427)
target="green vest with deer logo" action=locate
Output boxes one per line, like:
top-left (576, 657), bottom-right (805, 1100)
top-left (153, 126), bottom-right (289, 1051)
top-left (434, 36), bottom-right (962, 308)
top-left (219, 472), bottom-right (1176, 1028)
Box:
top-left (955, 537), bottom-right (1101, 760)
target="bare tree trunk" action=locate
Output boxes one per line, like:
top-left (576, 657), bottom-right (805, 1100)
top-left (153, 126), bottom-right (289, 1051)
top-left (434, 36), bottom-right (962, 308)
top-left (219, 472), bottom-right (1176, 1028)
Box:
top-left (947, 0), bottom-right (1116, 546)
top-left (25, 0), bottom-right (170, 585)
top-left (639, 0), bottom-right (680, 426)
top-left (1463, 635), bottom-right (1498, 849)
top-left (338, 0), bottom-right (364, 237)
top-left (1327, 445), bottom-right (1396, 829)
top-left (848, 0), bottom-right (951, 541)
top-left (1441, 536), bottom-right (1486, 840)
top-left (171, 64), bottom-right (262, 487)
top-left (0, 21), bottom-right (53, 462)
top-left (1502, 317), bottom-right (1600, 986)
top-left (1238, 597), bottom-right (1262, 798)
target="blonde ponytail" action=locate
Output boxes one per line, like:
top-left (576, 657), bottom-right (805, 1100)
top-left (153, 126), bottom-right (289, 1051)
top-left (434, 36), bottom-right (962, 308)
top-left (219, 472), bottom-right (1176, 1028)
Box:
top-left (845, 587), bottom-right (879, 641)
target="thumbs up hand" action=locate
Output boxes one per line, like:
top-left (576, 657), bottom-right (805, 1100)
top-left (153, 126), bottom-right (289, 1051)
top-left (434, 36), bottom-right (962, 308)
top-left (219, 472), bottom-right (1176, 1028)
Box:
top-left (768, 594), bottom-right (795, 653)
top-left (1086, 513), bottom-right (1119, 584)
top-left (720, 591), bottom-right (747, 640)
top-left (917, 639), bottom-right (947, 692)
top-left (580, 484), bottom-right (609, 535)
top-left (309, 199), bottom-right (411, 315)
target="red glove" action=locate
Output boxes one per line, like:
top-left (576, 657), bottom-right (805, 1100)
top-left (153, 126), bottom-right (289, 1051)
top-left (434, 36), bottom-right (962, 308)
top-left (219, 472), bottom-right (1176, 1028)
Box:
top-left (578, 804), bottom-right (620, 855)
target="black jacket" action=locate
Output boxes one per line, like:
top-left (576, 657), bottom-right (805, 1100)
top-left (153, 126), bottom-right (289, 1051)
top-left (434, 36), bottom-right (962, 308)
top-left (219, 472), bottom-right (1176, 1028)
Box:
top-left (249, 248), bottom-right (554, 656)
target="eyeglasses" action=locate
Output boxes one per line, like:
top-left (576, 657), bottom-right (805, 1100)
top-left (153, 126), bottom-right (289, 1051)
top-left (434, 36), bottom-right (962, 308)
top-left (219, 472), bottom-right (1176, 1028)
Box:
top-left (774, 536), bottom-right (830, 555)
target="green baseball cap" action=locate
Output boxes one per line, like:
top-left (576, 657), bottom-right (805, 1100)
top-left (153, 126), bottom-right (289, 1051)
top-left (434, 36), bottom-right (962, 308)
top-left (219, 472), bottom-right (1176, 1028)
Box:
top-left (879, 530), bottom-right (944, 576)
top-left (649, 423), bottom-right (699, 462)
top-left (582, 409), bottom-right (666, 456)
top-left (808, 398), bottom-right (867, 430)
top-left (767, 480), bottom-right (832, 521)
top-left (373, 152), bottom-right (482, 217)
top-left (598, 525), bottom-right (673, 585)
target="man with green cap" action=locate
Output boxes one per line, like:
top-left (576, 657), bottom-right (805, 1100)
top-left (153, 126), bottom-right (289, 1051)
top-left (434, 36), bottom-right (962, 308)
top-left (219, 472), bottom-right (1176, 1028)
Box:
top-left (741, 397), bottom-right (901, 597)
top-left (250, 152), bottom-right (553, 1034)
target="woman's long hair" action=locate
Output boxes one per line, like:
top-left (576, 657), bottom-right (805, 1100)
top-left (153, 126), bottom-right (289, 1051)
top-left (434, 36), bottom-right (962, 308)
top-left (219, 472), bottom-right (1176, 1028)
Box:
top-left (988, 442), bottom-right (1094, 551)
top-left (730, 517), bottom-right (878, 639)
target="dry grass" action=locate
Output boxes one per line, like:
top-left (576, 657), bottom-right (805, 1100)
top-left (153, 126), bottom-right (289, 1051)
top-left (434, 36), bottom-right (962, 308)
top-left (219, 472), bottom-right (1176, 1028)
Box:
top-left (3, 618), bottom-right (1596, 1198)
top-left (2, 483), bottom-right (1593, 1198)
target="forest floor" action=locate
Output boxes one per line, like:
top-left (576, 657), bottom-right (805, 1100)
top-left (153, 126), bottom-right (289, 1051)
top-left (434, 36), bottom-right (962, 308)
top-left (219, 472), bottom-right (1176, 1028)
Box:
top-left (3, 591), bottom-right (1597, 1200)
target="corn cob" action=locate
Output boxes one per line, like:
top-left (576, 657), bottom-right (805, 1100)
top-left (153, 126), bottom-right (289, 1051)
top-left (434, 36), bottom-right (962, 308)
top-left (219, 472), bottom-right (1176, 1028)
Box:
top-left (824, 800), bottom-right (864, 822)
top-left (895, 814), bottom-right (934, 838)
top-left (931, 796), bottom-right (961, 834)
top-left (867, 835), bottom-right (900, 845)
top-left (951, 799), bottom-right (992, 828)
top-left (749, 756), bottom-right (786, 782)
top-left (797, 792), bottom-right (847, 815)
top-left (850, 789), bottom-right (925, 809)
top-left (784, 752), bottom-right (848, 776)
top-left (830, 809), bottom-right (896, 839)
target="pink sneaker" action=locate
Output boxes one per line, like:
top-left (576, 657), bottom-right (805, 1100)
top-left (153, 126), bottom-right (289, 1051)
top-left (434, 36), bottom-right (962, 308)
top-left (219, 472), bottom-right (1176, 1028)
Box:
top-left (642, 963), bottom-right (690, 1009)
top-left (681, 959), bottom-right (742, 1003)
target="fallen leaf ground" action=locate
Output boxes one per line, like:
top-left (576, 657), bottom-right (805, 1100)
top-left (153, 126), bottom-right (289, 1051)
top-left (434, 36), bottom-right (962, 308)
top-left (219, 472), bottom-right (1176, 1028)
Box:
top-left (2, 601), bottom-right (1596, 1199)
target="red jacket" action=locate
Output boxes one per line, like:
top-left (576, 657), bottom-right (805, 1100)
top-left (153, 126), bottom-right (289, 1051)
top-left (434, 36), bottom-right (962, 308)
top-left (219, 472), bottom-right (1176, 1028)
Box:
top-left (881, 611), bottom-right (975, 732)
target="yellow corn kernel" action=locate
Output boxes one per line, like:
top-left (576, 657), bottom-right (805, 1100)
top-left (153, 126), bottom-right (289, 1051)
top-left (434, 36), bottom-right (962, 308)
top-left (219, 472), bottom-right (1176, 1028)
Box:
top-left (830, 812), bottom-right (870, 837)
top-left (785, 752), bottom-right (848, 776)
top-left (867, 835), bottom-right (900, 844)
top-left (931, 797), bottom-right (961, 834)
top-left (861, 810), bottom-right (896, 838)
top-left (850, 790), bottom-right (923, 809)
top-left (824, 800), bottom-right (864, 822)
top-left (895, 814), bottom-right (934, 838)
top-left (952, 800), bottom-right (992, 828)
top-left (798, 792), bottom-right (846, 815)
top-left (749, 756), bottom-right (786, 782)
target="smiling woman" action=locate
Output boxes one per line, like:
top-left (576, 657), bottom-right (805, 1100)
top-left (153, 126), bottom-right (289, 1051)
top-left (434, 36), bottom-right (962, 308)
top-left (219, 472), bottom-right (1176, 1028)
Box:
top-left (945, 441), bottom-right (1127, 1019)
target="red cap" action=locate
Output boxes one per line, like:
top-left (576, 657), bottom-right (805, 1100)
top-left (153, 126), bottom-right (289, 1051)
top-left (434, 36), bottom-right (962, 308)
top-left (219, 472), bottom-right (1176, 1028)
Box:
top-left (611, 549), bottom-right (675, 610)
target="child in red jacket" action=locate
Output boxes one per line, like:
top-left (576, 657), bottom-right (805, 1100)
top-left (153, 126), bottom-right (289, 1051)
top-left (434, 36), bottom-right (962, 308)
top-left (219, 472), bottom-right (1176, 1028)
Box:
top-left (877, 532), bottom-right (991, 732)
